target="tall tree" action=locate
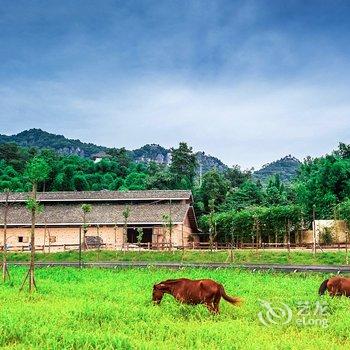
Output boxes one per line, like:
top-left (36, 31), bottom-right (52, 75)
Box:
top-left (106, 147), bottom-right (131, 176)
top-left (197, 169), bottom-right (230, 214)
top-left (170, 142), bottom-right (197, 188)
top-left (224, 165), bottom-right (251, 188)
top-left (20, 157), bottom-right (50, 292)
top-left (222, 180), bottom-right (264, 211)
top-left (264, 174), bottom-right (287, 206)
top-left (335, 142), bottom-right (350, 159)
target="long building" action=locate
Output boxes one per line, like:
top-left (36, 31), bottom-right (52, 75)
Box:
top-left (0, 190), bottom-right (200, 251)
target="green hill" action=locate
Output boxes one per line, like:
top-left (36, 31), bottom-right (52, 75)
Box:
top-left (0, 129), bottom-right (105, 157)
top-left (253, 155), bottom-right (301, 182)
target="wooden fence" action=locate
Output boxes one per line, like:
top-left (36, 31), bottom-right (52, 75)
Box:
top-left (0, 241), bottom-right (349, 252)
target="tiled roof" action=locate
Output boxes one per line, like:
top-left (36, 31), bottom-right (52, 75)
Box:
top-left (0, 190), bottom-right (193, 203)
top-left (0, 202), bottom-right (198, 231)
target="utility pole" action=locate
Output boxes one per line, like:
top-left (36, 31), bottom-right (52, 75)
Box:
top-left (169, 199), bottom-right (172, 251)
top-left (79, 227), bottom-right (82, 268)
top-left (2, 190), bottom-right (10, 283)
top-left (312, 205), bottom-right (316, 255)
top-left (29, 183), bottom-right (37, 292)
top-left (43, 218), bottom-right (47, 253)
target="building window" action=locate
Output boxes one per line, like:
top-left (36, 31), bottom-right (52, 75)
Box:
top-left (18, 236), bottom-right (29, 243)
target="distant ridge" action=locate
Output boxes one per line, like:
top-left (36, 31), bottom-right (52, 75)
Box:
top-left (253, 155), bottom-right (301, 182)
top-left (0, 129), bottom-right (227, 173)
top-left (0, 129), bottom-right (301, 180)
top-left (0, 129), bottom-right (106, 157)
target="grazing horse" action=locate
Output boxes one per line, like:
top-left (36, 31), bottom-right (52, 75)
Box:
top-left (152, 278), bottom-right (241, 314)
top-left (319, 276), bottom-right (350, 297)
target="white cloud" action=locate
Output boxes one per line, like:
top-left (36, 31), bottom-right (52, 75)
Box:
top-left (1, 76), bottom-right (349, 169)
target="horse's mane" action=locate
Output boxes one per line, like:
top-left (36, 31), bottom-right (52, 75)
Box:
top-left (160, 278), bottom-right (190, 285)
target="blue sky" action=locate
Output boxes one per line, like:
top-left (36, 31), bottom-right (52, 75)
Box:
top-left (1, 0), bottom-right (350, 169)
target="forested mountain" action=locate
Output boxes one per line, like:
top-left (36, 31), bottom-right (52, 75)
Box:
top-left (253, 155), bottom-right (301, 182)
top-left (0, 129), bottom-right (106, 157)
top-left (132, 144), bottom-right (171, 165)
top-left (196, 151), bottom-right (227, 173)
top-left (0, 129), bottom-right (227, 173)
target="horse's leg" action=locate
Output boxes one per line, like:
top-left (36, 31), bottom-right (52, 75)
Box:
top-left (203, 297), bottom-right (216, 314)
top-left (204, 294), bottom-right (220, 314)
top-left (212, 294), bottom-right (221, 314)
top-left (212, 303), bottom-right (219, 314)
top-left (205, 303), bottom-right (217, 314)
top-left (329, 285), bottom-right (336, 298)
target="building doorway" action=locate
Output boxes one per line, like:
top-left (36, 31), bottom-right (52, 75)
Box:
top-left (127, 228), bottom-right (153, 244)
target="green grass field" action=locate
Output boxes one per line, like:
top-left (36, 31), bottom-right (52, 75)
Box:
top-left (1, 267), bottom-right (350, 349)
top-left (2, 249), bottom-right (350, 266)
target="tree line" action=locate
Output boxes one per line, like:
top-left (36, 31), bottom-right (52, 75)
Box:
top-left (0, 142), bottom-right (197, 192)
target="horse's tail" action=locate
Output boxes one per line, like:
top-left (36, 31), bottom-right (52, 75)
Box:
top-left (220, 285), bottom-right (241, 305)
top-left (319, 279), bottom-right (329, 295)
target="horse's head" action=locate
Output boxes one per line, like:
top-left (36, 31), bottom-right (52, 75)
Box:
top-left (152, 283), bottom-right (166, 304)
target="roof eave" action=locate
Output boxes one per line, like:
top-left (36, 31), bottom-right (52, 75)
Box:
top-left (1, 221), bottom-right (185, 227)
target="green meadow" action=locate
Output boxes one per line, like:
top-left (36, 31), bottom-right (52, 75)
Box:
top-left (2, 249), bottom-right (350, 266)
top-left (0, 267), bottom-right (350, 349)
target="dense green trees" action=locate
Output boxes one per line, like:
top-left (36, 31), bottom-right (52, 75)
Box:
top-left (199, 205), bottom-right (302, 244)
top-left (294, 151), bottom-right (350, 219)
top-left (198, 143), bottom-right (350, 243)
top-left (0, 142), bottom-right (198, 192)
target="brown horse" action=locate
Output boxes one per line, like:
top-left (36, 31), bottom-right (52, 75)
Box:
top-left (319, 276), bottom-right (350, 297)
top-left (152, 278), bottom-right (241, 313)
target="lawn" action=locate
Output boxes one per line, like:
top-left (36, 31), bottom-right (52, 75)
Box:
top-left (1, 267), bottom-right (350, 349)
top-left (2, 249), bottom-right (350, 266)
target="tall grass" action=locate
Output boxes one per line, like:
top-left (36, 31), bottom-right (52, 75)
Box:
top-left (0, 267), bottom-right (349, 349)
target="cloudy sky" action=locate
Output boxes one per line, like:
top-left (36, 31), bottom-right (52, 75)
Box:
top-left (1, 0), bottom-right (350, 169)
